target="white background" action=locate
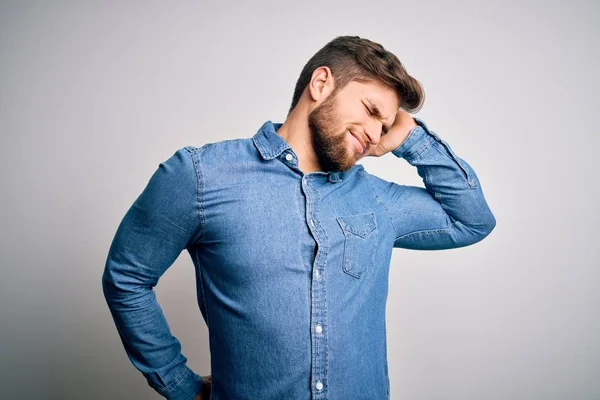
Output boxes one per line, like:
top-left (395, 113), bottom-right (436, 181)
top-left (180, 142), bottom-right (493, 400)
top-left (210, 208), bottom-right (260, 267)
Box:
top-left (1, 1), bottom-right (598, 399)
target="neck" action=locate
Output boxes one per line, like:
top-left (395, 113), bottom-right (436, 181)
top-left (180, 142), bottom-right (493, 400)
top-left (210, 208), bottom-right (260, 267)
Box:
top-left (276, 107), bottom-right (322, 173)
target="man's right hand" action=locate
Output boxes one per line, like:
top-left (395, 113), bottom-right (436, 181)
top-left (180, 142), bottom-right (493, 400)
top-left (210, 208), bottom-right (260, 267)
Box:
top-left (194, 375), bottom-right (212, 400)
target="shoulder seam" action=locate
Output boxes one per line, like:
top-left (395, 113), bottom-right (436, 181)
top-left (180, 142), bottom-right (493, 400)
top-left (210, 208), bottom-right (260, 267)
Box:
top-left (361, 169), bottom-right (395, 235)
top-left (183, 146), bottom-right (205, 243)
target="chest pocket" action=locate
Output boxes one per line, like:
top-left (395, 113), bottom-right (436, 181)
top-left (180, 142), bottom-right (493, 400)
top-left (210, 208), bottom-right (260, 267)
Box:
top-left (336, 212), bottom-right (378, 279)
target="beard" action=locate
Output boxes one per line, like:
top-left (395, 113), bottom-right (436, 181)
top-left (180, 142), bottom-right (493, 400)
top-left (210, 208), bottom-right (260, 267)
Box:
top-left (307, 91), bottom-right (357, 172)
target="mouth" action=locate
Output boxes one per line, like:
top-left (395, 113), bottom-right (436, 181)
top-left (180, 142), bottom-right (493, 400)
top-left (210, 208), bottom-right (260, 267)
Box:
top-left (349, 131), bottom-right (366, 154)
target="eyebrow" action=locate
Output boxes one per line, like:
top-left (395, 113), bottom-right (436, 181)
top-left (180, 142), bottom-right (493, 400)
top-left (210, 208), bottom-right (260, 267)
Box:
top-left (366, 100), bottom-right (392, 134)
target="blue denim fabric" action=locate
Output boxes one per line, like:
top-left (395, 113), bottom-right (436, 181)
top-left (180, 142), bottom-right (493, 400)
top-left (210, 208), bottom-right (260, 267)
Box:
top-left (102, 117), bottom-right (496, 400)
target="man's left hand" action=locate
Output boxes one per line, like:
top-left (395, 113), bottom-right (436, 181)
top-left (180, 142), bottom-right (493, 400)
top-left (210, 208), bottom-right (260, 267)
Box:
top-left (194, 375), bottom-right (212, 400)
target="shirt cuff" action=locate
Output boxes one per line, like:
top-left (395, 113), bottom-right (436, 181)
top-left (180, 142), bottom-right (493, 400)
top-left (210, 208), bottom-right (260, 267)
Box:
top-left (156, 365), bottom-right (204, 400)
top-left (391, 117), bottom-right (436, 161)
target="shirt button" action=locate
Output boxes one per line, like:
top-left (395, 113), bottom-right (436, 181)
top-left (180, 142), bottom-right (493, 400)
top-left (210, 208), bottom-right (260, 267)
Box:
top-left (314, 269), bottom-right (319, 279)
top-left (316, 381), bottom-right (323, 391)
top-left (285, 153), bottom-right (293, 161)
top-left (310, 219), bottom-right (315, 227)
top-left (315, 324), bottom-right (322, 334)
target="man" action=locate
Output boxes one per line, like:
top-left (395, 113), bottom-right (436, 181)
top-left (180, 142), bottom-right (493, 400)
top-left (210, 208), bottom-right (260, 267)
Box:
top-left (102, 35), bottom-right (496, 400)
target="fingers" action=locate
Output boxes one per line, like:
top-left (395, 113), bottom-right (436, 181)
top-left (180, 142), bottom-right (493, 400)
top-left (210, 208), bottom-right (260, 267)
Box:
top-left (199, 375), bottom-right (212, 399)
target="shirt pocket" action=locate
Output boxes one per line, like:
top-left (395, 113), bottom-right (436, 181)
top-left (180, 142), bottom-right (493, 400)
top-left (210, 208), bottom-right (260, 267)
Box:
top-left (336, 212), bottom-right (378, 279)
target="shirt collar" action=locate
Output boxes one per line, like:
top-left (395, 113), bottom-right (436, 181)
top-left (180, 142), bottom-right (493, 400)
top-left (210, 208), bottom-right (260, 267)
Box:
top-left (252, 120), bottom-right (290, 160)
top-left (251, 120), bottom-right (350, 183)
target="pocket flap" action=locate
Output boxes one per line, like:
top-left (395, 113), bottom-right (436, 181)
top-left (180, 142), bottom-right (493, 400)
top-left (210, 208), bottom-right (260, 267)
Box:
top-left (336, 212), bottom-right (377, 238)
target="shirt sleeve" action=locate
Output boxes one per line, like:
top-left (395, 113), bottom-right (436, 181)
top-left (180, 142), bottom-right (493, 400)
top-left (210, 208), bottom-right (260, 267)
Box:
top-left (102, 146), bottom-right (205, 400)
top-left (366, 117), bottom-right (496, 250)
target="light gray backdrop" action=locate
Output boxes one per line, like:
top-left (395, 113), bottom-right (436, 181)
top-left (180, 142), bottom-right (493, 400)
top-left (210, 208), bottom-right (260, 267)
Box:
top-left (1, 1), bottom-right (598, 399)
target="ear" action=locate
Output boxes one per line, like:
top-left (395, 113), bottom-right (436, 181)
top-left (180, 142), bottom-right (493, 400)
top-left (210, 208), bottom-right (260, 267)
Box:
top-left (308, 66), bottom-right (335, 103)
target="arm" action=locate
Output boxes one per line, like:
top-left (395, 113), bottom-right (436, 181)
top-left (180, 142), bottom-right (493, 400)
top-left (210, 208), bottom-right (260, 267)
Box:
top-left (102, 147), bottom-right (205, 399)
top-left (367, 116), bottom-right (496, 250)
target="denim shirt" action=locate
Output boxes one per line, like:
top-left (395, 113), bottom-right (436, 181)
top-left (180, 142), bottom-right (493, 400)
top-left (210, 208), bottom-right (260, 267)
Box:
top-left (102, 118), bottom-right (496, 400)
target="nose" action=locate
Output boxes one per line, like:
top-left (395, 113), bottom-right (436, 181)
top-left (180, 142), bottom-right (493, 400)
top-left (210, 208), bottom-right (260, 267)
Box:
top-left (364, 121), bottom-right (382, 146)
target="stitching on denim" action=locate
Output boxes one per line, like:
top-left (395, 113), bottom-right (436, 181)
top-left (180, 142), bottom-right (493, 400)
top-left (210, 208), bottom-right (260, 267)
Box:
top-left (383, 332), bottom-right (390, 398)
top-left (336, 213), bottom-right (376, 238)
top-left (273, 143), bottom-right (291, 158)
top-left (394, 220), bottom-right (456, 241)
top-left (192, 250), bottom-right (211, 332)
top-left (392, 124), bottom-right (422, 156)
top-left (252, 135), bottom-right (273, 160)
top-left (338, 214), bottom-right (378, 279)
top-left (252, 134), bottom-right (289, 160)
top-left (430, 140), bottom-right (474, 186)
top-left (304, 178), bottom-right (318, 394)
top-left (423, 165), bottom-right (438, 204)
top-left (185, 146), bottom-right (207, 243)
top-left (292, 179), bottom-right (307, 267)
top-left (363, 170), bottom-right (396, 238)
top-left (251, 135), bottom-right (264, 156)
top-left (314, 183), bottom-right (330, 395)
top-left (404, 134), bottom-right (434, 164)
top-left (159, 365), bottom-right (191, 396)
top-left (305, 177), bottom-right (330, 394)
top-left (186, 146), bottom-right (211, 333)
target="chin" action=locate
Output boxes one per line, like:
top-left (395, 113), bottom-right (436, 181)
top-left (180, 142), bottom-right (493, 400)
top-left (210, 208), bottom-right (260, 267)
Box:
top-left (339, 154), bottom-right (358, 171)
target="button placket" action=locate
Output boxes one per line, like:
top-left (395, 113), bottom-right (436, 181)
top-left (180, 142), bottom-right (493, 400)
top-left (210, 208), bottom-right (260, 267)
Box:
top-left (302, 175), bottom-right (328, 398)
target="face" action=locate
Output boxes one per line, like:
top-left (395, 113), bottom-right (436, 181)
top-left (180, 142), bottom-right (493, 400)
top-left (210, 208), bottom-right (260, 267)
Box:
top-left (308, 79), bottom-right (400, 172)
